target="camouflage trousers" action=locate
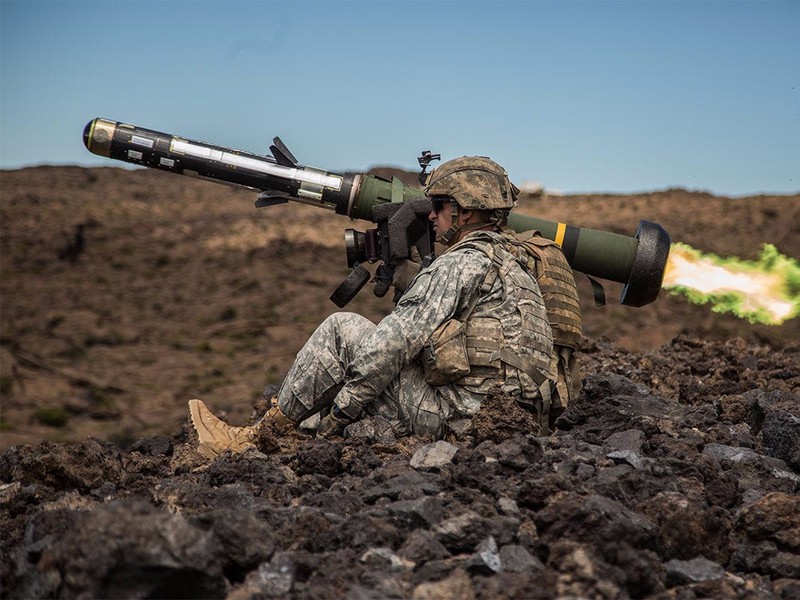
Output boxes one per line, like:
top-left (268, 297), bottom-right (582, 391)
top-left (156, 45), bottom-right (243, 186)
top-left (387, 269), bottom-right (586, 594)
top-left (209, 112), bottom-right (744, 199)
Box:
top-left (276, 313), bottom-right (451, 438)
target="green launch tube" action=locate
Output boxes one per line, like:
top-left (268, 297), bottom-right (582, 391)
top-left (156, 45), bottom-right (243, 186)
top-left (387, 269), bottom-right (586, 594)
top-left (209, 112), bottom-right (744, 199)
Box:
top-left (507, 212), bottom-right (638, 283)
top-left (507, 212), bottom-right (669, 307)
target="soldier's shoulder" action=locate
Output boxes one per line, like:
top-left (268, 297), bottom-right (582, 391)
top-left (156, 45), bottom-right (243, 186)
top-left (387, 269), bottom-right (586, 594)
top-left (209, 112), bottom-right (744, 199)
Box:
top-left (424, 247), bottom-right (491, 283)
top-left (442, 244), bottom-right (493, 265)
top-left (450, 231), bottom-right (511, 258)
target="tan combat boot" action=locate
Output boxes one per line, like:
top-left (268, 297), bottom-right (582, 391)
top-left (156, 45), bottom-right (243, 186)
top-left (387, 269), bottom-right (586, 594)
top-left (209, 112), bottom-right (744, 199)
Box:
top-left (188, 398), bottom-right (295, 459)
top-left (189, 399), bottom-right (257, 459)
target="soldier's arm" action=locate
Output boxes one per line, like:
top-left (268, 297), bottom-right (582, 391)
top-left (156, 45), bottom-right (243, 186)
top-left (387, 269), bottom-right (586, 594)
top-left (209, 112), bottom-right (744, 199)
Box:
top-left (333, 251), bottom-right (490, 419)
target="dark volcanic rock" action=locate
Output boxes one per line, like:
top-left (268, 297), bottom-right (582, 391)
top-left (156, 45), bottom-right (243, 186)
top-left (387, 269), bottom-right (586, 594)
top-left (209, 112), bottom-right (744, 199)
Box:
top-left (0, 439), bottom-right (123, 492)
top-left (344, 415), bottom-right (398, 444)
top-left (14, 497), bottom-right (230, 599)
top-left (464, 536), bottom-right (502, 574)
top-left (362, 469), bottom-right (440, 502)
top-left (638, 491), bottom-right (732, 563)
top-left (2, 336), bottom-right (799, 598)
top-left (398, 529), bottom-right (450, 563)
top-left (665, 556), bottom-right (726, 585)
top-left (470, 389), bottom-right (541, 442)
top-left (128, 435), bottom-right (174, 456)
top-left (433, 510), bottom-right (488, 552)
top-left (759, 390), bottom-right (800, 470)
top-left (556, 372), bottom-right (685, 443)
top-left (294, 439), bottom-right (342, 477)
top-left (410, 440), bottom-right (458, 470)
top-left (498, 543), bottom-right (544, 573)
top-left (388, 496), bottom-right (445, 528)
top-left (732, 492), bottom-right (800, 579)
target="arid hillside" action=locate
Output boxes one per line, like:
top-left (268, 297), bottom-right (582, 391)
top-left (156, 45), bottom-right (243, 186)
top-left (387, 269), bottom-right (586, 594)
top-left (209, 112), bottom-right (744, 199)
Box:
top-left (1, 166), bottom-right (797, 448)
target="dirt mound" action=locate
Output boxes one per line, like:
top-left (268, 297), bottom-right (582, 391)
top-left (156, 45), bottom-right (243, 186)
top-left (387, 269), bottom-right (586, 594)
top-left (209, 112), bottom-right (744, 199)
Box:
top-left (1, 337), bottom-right (798, 598)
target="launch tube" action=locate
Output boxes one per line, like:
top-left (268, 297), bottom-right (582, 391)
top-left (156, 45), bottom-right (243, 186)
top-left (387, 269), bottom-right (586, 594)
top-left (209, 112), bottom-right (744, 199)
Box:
top-left (83, 118), bottom-right (356, 212)
top-left (83, 117), bottom-right (669, 306)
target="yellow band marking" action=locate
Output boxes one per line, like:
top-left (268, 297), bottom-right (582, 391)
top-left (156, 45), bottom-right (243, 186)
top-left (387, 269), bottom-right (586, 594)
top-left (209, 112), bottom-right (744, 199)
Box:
top-left (555, 222), bottom-right (567, 247)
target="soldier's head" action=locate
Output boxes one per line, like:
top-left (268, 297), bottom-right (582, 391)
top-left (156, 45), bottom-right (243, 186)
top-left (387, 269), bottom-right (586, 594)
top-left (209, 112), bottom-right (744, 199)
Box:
top-left (424, 156), bottom-right (518, 245)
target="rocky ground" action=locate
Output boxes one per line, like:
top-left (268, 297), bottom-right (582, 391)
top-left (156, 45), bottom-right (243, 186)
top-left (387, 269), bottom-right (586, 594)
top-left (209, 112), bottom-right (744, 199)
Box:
top-left (1, 166), bottom-right (798, 598)
top-left (1, 336), bottom-right (798, 598)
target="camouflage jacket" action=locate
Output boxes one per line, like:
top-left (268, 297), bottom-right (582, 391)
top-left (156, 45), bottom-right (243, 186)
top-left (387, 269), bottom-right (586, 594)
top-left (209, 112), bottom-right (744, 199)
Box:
top-left (333, 229), bottom-right (550, 419)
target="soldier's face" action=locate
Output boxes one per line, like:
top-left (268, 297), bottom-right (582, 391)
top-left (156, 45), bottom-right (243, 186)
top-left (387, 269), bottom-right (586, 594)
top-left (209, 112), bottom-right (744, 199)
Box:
top-left (429, 198), bottom-right (453, 237)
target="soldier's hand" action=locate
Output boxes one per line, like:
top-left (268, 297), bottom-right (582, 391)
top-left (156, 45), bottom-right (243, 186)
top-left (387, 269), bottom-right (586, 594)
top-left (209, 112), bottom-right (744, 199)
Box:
top-left (392, 246), bottom-right (423, 295)
top-left (317, 405), bottom-right (350, 438)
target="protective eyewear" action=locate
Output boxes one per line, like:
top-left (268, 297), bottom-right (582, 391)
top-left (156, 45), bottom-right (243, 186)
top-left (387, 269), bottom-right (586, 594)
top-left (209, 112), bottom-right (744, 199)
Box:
top-left (430, 197), bottom-right (452, 214)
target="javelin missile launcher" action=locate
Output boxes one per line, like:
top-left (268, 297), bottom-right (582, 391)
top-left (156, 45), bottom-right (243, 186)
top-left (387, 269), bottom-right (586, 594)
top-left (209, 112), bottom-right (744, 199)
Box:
top-left (83, 117), bottom-right (670, 308)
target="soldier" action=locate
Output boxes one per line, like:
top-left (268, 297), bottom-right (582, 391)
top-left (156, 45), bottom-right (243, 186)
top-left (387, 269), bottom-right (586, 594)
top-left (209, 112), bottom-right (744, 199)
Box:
top-left (189, 157), bottom-right (558, 459)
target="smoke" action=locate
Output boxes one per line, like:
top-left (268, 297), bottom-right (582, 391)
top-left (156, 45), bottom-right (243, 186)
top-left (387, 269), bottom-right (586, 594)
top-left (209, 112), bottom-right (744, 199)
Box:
top-left (662, 243), bottom-right (800, 325)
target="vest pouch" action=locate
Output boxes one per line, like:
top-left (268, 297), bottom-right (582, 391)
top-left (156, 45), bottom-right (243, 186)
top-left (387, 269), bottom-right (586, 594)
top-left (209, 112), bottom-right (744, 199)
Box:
top-left (423, 319), bottom-right (471, 386)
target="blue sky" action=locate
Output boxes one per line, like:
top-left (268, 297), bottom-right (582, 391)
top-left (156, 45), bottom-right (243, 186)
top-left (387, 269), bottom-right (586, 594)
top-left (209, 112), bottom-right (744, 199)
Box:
top-left (1, 0), bottom-right (798, 195)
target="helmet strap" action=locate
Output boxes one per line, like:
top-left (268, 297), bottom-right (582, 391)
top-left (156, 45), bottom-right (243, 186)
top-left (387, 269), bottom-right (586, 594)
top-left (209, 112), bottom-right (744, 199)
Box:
top-left (439, 205), bottom-right (499, 246)
top-left (437, 202), bottom-right (462, 246)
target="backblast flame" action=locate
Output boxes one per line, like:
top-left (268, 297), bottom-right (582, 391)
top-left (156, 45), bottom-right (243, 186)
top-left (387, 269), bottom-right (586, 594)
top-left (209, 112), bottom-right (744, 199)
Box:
top-left (662, 243), bottom-right (800, 325)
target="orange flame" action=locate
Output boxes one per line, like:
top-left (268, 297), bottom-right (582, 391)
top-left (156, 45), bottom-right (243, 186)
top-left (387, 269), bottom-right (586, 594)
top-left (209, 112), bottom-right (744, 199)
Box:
top-left (662, 243), bottom-right (799, 325)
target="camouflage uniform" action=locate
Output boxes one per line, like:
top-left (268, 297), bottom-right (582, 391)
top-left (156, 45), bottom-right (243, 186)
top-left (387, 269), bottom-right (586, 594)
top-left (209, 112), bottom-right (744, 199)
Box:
top-left (276, 229), bottom-right (554, 439)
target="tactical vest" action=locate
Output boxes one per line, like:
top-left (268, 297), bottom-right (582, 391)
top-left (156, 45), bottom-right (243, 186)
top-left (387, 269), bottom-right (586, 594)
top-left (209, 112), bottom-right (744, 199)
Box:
top-left (445, 232), bottom-right (555, 402)
top-left (508, 230), bottom-right (583, 409)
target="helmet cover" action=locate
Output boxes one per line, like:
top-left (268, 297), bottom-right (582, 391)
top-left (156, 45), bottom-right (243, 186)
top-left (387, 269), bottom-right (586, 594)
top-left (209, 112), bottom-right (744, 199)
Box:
top-left (425, 156), bottom-right (517, 210)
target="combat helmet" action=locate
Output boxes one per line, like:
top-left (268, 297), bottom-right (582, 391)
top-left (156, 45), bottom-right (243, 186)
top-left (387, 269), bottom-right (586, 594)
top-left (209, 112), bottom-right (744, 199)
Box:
top-left (425, 156), bottom-right (518, 211)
